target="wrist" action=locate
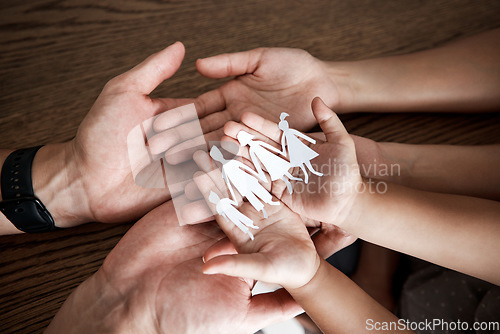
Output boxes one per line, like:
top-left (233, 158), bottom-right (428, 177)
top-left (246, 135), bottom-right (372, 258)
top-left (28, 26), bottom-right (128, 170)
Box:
top-left (46, 270), bottom-right (135, 334)
top-left (32, 142), bottom-right (92, 228)
top-left (286, 258), bottom-right (334, 297)
top-left (377, 142), bottom-right (414, 186)
top-left (332, 177), bottom-right (376, 233)
top-left (322, 60), bottom-right (358, 113)
top-left (282, 253), bottom-right (321, 291)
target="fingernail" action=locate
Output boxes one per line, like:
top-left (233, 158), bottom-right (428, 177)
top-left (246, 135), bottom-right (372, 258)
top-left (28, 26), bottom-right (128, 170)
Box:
top-left (202, 256), bottom-right (206, 263)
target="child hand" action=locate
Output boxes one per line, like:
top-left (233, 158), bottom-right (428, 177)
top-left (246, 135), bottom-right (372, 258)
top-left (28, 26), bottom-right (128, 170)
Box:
top-left (222, 97), bottom-right (362, 229)
top-left (193, 168), bottom-right (320, 290)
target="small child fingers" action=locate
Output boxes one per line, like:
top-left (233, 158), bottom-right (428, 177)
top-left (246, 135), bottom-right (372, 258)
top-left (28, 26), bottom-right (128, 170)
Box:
top-left (240, 111), bottom-right (282, 143)
top-left (203, 253), bottom-right (273, 284)
top-left (203, 238), bottom-right (237, 263)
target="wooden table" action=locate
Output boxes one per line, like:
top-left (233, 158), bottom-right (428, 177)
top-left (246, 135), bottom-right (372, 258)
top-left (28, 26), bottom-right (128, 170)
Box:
top-left (0, 1), bottom-right (499, 332)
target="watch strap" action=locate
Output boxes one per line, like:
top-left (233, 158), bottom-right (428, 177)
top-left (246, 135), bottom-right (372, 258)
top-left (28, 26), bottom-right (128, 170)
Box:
top-left (0, 146), bottom-right (59, 233)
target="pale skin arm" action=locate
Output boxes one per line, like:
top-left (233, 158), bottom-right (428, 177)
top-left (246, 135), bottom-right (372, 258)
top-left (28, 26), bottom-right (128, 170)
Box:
top-left (227, 99), bottom-right (500, 285)
top-left (364, 141), bottom-right (500, 201)
top-left (309, 133), bottom-right (500, 201)
top-left (195, 169), bottom-right (410, 334)
top-left (342, 180), bottom-right (500, 285)
top-left (0, 42), bottom-right (191, 235)
top-left (331, 28), bottom-right (500, 113)
top-left (0, 145), bottom-right (90, 234)
top-left (288, 259), bottom-right (412, 334)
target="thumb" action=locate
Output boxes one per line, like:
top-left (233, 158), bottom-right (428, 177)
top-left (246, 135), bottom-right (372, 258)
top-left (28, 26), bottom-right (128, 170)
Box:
top-left (203, 238), bottom-right (237, 263)
top-left (196, 48), bottom-right (264, 78)
top-left (311, 96), bottom-right (349, 143)
top-left (312, 224), bottom-right (357, 259)
top-left (112, 41), bottom-right (185, 95)
top-left (246, 289), bottom-right (303, 331)
top-left (203, 253), bottom-right (272, 283)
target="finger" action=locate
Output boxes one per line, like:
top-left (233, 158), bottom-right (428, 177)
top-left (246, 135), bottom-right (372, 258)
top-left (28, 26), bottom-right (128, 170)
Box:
top-left (147, 127), bottom-right (186, 156)
top-left (193, 164), bottom-right (242, 206)
top-left (193, 150), bottom-right (217, 173)
top-left (203, 238), bottom-right (237, 263)
top-left (203, 253), bottom-right (271, 282)
top-left (223, 121), bottom-right (281, 149)
top-left (199, 110), bottom-right (232, 135)
top-left (193, 169), bottom-right (235, 211)
top-left (164, 128), bottom-right (225, 165)
top-left (151, 98), bottom-right (194, 116)
top-left (196, 48), bottom-right (264, 79)
top-left (221, 136), bottom-right (249, 158)
top-left (240, 111), bottom-right (282, 143)
top-left (184, 181), bottom-right (203, 200)
top-left (153, 102), bottom-right (199, 132)
top-left (311, 97), bottom-right (349, 144)
top-left (180, 199), bottom-right (214, 225)
top-left (164, 134), bottom-right (207, 165)
top-left (246, 289), bottom-right (303, 331)
top-left (193, 171), bottom-right (251, 243)
top-left (117, 41), bottom-right (185, 95)
top-left (312, 224), bottom-right (357, 259)
top-left (195, 88), bottom-right (226, 118)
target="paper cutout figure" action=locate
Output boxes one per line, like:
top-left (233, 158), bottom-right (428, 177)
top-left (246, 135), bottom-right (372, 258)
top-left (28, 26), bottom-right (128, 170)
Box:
top-left (278, 113), bottom-right (323, 183)
top-left (210, 146), bottom-right (279, 219)
top-left (209, 191), bottom-right (258, 240)
top-left (237, 131), bottom-right (301, 194)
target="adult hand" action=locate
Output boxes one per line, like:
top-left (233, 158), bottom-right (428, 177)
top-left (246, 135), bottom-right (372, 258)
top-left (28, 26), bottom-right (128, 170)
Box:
top-left (46, 201), bottom-right (302, 334)
top-left (32, 42), bottom-right (193, 227)
top-left (195, 47), bottom-right (341, 132)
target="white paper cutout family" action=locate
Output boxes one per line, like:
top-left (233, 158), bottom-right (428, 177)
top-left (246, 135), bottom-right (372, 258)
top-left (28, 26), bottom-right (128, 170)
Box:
top-left (208, 113), bottom-right (323, 240)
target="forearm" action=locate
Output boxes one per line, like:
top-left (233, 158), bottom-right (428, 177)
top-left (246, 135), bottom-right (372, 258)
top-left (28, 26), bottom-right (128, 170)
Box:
top-left (344, 181), bottom-right (500, 284)
top-left (351, 136), bottom-right (500, 201)
top-left (0, 144), bottom-right (91, 234)
top-left (328, 28), bottom-right (500, 113)
top-left (377, 143), bottom-right (500, 200)
top-left (288, 259), bottom-right (410, 334)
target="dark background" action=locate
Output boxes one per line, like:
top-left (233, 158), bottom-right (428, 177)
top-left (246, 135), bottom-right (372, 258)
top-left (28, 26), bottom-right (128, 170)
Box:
top-left (0, 1), bottom-right (499, 332)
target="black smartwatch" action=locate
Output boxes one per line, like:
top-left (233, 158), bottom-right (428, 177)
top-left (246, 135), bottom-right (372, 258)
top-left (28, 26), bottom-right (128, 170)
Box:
top-left (0, 146), bottom-right (59, 233)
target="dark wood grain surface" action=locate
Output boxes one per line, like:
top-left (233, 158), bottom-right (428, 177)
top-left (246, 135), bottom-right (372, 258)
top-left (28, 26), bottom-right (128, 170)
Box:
top-left (0, 1), bottom-right (499, 332)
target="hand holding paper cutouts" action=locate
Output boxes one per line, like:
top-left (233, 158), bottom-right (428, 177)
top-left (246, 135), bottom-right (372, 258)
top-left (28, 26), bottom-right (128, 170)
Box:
top-left (223, 97), bottom-right (362, 230)
top-left (278, 113), bottom-right (323, 184)
top-left (193, 171), bottom-right (319, 289)
top-left (237, 131), bottom-right (301, 194)
top-left (210, 146), bottom-right (279, 219)
top-left (209, 191), bottom-right (258, 240)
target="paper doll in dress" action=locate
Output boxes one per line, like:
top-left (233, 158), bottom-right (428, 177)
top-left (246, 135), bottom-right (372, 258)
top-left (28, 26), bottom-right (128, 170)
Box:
top-left (210, 146), bottom-right (279, 219)
top-left (278, 113), bottom-right (323, 183)
top-left (237, 131), bottom-right (301, 194)
top-left (209, 191), bottom-right (258, 240)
